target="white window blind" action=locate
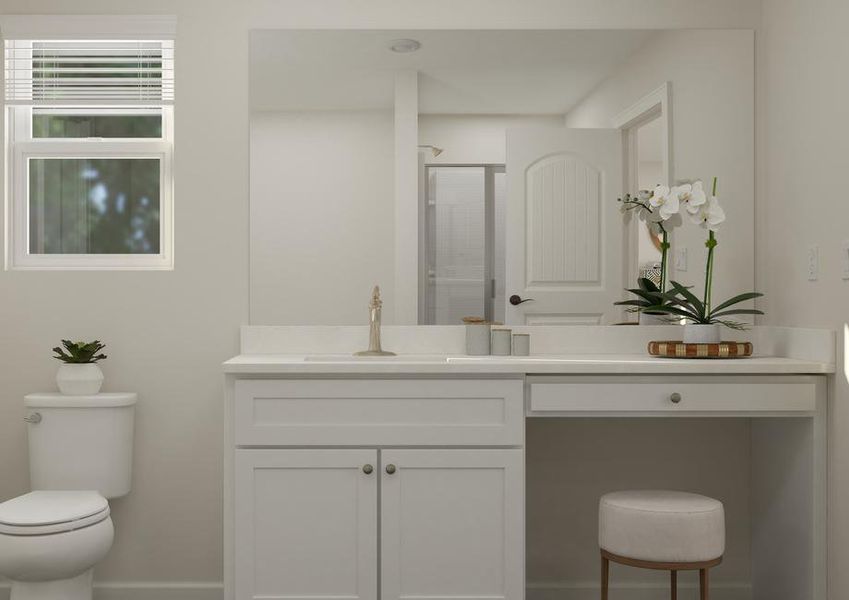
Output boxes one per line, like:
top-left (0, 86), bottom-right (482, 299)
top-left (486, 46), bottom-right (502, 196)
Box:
top-left (4, 39), bottom-right (174, 105)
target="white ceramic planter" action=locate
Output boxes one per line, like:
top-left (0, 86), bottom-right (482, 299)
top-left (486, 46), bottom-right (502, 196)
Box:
top-left (56, 363), bottom-right (104, 396)
top-left (682, 323), bottom-right (722, 344)
top-left (639, 312), bottom-right (669, 326)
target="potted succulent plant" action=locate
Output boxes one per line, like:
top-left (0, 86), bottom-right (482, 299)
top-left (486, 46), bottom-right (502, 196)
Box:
top-left (52, 340), bottom-right (107, 395)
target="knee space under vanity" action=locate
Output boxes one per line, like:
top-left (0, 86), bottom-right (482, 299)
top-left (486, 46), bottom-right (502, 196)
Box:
top-left (525, 417), bottom-right (821, 600)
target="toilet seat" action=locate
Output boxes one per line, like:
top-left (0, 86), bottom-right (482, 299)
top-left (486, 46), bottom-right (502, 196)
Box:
top-left (0, 491), bottom-right (109, 536)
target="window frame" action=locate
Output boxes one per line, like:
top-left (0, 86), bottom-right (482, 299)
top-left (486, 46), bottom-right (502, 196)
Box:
top-left (6, 103), bottom-right (174, 270)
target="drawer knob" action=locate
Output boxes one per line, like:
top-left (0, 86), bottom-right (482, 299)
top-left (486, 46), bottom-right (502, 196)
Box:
top-left (385, 464), bottom-right (397, 475)
top-left (670, 392), bottom-right (682, 404)
top-left (362, 464), bottom-right (374, 475)
top-left (23, 412), bottom-right (42, 424)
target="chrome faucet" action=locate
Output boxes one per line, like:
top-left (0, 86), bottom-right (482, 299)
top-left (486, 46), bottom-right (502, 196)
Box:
top-left (354, 285), bottom-right (396, 356)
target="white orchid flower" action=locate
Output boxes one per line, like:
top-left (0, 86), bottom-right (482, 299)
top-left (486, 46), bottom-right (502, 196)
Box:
top-left (649, 185), bottom-right (670, 207)
top-left (638, 204), bottom-right (664, 223)
top-left (637, 189), bottom-right (653, 201)
top-left (688, 196), bottom-right (726, 231)
top-left (674, 180), bottom-right (708, 214)
top-left (648, 184), bottom-right (679, 220)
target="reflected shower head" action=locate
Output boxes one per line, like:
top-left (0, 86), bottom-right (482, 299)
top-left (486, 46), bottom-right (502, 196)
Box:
top-left (418, 144), bottom-right (443, 157)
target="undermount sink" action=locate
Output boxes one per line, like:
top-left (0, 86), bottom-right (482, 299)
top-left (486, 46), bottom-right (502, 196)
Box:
top-left (302, 354), bottom-right (449, 362)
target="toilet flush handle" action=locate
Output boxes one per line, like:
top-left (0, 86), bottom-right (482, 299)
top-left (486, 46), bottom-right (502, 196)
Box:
top-left (23, 412), bottom-right (42, 424)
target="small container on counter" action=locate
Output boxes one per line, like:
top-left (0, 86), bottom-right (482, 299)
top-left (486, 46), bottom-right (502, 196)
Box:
top-left (491, 328), bottom-right (512, 356)
top-left (512, 333), bottom-right (530, 356)
top-left (463, 317), bottom-right (491, 356)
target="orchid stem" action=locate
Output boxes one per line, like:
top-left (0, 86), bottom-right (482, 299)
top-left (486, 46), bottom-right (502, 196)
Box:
top-left (659, 226), bottom-right (669, 294)
top-left (703, 177), bottom-right (719, 320)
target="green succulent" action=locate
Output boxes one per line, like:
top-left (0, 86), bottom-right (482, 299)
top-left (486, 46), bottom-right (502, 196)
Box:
top-left (52, 340), bottom-right (107, 364)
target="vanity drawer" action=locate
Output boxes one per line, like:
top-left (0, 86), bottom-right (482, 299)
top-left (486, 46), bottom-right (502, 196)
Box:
top-left (527, 376), bottom-right (819, 415)
top-left (235, 379), bottom-right (524, 446)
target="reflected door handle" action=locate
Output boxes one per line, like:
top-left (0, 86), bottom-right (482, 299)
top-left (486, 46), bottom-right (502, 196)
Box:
top-left (509, 295), bottom-right (535, 306)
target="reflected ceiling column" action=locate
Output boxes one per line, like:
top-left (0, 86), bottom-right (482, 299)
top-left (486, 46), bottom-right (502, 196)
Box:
top-left (394, 69), bottom-right (419, 324)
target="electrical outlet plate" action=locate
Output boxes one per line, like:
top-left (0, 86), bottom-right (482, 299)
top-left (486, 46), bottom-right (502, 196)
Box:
top-left (808, 245), bottom-right (819, 281)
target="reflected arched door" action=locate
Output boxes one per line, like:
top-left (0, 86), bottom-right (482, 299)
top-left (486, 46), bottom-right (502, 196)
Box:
top-left (505, 128), bottom-right (623, 325)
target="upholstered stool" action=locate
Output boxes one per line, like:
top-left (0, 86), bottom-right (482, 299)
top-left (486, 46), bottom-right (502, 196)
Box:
top-left (598, 490), bottom-right (725, 600)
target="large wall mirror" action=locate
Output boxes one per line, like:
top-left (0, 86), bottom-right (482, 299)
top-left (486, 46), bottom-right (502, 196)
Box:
top-left (249, 29), bottom-right (754, 325)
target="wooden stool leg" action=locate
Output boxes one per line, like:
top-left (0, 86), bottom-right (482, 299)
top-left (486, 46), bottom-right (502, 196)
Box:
top-left (601, 554), bottom-right (609, 600)
top-left (670, 570), bottom-right (677, 600)
top-left (700, 568), bottom-right (709, 600)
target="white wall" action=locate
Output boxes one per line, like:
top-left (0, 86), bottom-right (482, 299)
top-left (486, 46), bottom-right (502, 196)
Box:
top-left (758, 1), bottom-right (849, 597)
top-left (0, 1), bottom-right (250, 588)
top-left (250, 111), bottom-right (395, 325)
top-left (565, 29), bottom-right (755, 306)
top-left (0, 0), bottom-right (764, 596)
top-left (419, 114), bottom-right (564, 165)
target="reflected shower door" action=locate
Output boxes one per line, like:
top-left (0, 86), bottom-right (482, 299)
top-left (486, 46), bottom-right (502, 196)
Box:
top-left (421, 165), bottom-right (504, 325)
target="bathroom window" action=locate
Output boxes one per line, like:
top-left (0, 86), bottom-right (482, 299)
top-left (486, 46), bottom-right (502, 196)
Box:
top-left (4, 37), bottom-right (175, 269)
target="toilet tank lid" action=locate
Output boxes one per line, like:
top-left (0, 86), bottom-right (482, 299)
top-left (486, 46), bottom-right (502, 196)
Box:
top-left (25, 392), bottom-right (137, 408)
top-left (0, 491), bottom-right (108, 526)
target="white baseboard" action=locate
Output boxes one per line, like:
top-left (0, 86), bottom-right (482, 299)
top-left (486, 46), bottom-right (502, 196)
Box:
top-left (0, 581), bottom-right (223, 600)
top-left (0, 580), bottom-right (750, 600)
top-left (527, 580), bottom-right (751, 600)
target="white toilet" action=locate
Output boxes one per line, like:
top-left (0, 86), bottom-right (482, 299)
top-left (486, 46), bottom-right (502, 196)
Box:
top-left (0, 392), bottom-right (136, 600)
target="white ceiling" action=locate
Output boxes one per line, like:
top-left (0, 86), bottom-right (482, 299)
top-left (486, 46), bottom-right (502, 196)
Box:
top-left (250, 29), bottom-right (655, 114)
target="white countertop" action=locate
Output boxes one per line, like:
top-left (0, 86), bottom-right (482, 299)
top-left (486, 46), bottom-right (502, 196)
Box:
top-left (223, 353), bottom-right (834, 375)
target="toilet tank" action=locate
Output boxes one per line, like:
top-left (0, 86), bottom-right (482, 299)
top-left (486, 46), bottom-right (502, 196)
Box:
top-left (24, 393), bottom-right (136, 499)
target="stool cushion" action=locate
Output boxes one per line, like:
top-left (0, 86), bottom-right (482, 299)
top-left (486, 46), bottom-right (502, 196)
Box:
top-left (599, 490), bottom-right (725, 563)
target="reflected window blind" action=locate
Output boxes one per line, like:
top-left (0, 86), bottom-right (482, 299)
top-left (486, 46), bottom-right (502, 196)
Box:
top-left (4, 39), bottom-right (174, 105)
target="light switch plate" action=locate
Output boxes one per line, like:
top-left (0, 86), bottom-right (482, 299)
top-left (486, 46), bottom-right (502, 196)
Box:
top-left (808, 245), bottom-right (819, 281)
top-left (842, 241), bottom-right (849, 280)
top-left (675, 248), bottom-right (688, 272)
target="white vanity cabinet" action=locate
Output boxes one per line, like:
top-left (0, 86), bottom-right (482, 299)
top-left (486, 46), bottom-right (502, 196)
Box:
top-left (229, 378), bottom-right (525, 600)
top-left (235, 449), bottom-right (378, 600)
top-left (225, 350), bottom-right (833, 600)
top-left (381, 449), bottom-right (524, 600)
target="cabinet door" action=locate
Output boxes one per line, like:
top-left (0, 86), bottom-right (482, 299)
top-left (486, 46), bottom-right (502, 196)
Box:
top-left (381, 449), bottom-right (524, 600)
top-left (235, 449), bottom-right (378, 600)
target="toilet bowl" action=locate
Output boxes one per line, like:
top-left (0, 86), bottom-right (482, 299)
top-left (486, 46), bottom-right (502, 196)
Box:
top-left (0, 491), bottom-right (113, 600)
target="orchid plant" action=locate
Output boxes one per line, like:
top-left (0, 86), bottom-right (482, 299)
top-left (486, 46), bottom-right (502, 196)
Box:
top-left (615, 184), bottom-right (690, 313)
top-left (618, 177), bottom-right (764, 329)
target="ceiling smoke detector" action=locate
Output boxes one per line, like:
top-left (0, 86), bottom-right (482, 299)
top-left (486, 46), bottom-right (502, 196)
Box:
top-left (389, 39), bottom-right (421, 53)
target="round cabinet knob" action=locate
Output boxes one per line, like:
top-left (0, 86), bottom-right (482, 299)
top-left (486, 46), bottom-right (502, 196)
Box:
top-left (670, 392), bottom-right (682, 404)
top-left (385, 464), bottom-right (397, 475)
top-left (23, 412), bottom-right (42, 424)
top-left (362, 464), bottom-right (374, 475)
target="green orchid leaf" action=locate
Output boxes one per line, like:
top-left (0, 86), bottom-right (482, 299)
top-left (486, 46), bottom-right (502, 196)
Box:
top-left (669, 280), bottom-right (705, 317)
top-left (624, 288), bottom-right (663, 303)
top-left (710, 292), bottom-right (764, 314)
top-left (637, 277), bottom-right (660, 293)
top-left (644, 305), bottom-right (701, 321)
top-left (614, 299), bottom-right (652, 307)
top-left (710, 308), bottom-right (765, 318)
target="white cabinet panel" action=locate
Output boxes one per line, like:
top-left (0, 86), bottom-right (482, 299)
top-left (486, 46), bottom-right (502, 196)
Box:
top-left (235, 379), bottom-right (524, 446)
top-left (381, 449), bottom-right (524, 600)
top-left (235, 449), bottom-right (377, 600)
